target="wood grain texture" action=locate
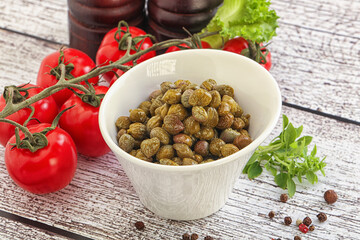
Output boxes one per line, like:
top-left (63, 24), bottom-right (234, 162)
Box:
top-left (0, 106), bottom-right (359, 239)
top-left (0, 0), bottom-right (68, 44)
top-left (0, 217), bottom-right (69, 240)
top-left (269, 0), bottom-right (360, 122)
top-left (270, 23), bottom-right (360, 121)
top-left (0, 29), bottom-right (60, 88)
top-left (272, 0), bottom-right (360, 38)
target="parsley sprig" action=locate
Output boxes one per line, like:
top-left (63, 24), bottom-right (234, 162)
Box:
top-left (243, 115), bottom-right (326, 197)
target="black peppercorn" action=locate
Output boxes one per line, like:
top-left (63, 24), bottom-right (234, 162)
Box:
top-left (309, 225), bottom-right (315, 231)
top-left (284, 216), bottom-right (292, 225)
top-left (268, 211), bottom-right (275, 219)
top-left (191, 233), bottom-right (199, 240)
top-left (303, 216), bottom-right (312, 226)
top-left (294, 236), bottom-right (301, 240)
top-left (280, 193), bottom-right (288, 203)
top-left (182, 233), bottom-right (191, 240)
top-left (317, 212), bottom-right (327, 222)
top-left (134, 221), bottom-right (145, 230)
top-left (204, 236), bottom-right (214, 240)
top-left (324, 190), bottom-right (338, 204)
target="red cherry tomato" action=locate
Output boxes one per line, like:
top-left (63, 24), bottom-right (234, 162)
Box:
top-left (0, 84), bottom-right (58, 147)
top-left (261, 49), bottom-right (272, 71)
top-left (165, 41), bottom-right (212, 53)
top-left (37, 48), bottom-right (99, 106)
top-left (59, 86), bottom-right (110, 157)
top-left (223, 37), bottom-right (249, 54)
top-left (5, 123), bottom-right (77, 194)
top-left (96, 27), bottom-right (156, 82)
top-left (223, 37), bottom-right (272, 71)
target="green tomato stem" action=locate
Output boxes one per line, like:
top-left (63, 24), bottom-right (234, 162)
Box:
top-left (0, 30), bottom-right (219, 120)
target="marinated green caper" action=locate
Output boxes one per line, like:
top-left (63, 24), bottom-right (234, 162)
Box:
top-left (141, 138), bottom-right (161, 158)
top-left (115, 79), bottom-right (251, 166)
top-left (115, 116), bottom-right (131, 130)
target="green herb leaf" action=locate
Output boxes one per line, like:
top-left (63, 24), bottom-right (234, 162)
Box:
top-left (287, 178), bottom-right (296, 197)
top-left (297, 174), bottom-right (302, 183)
top-left (298, 136), bottom-right (313, 146)
top-left (284, 122), bottom-right (296, 145)
top-left (275, 173), bottom-right (288, 189)
top-left (242, 153), bottom-right (259, 173)
top-left (248, 161), bottom-right (263, 179)
top-left (282, 114), bottom-right (289, 130)
top-left (306, 171), bottom-right (318, 184)
top-left (295, 125), bottom-right (303, 138)
top-left (242, 114), bottom-right (326, 197)
top-left (265, 162), bottom-right (277, 176)
top-left (311, 145), bottom-right (317, 156)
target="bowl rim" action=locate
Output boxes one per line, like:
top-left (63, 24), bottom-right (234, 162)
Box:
top-left (99, 49), bottom-right (282, 172)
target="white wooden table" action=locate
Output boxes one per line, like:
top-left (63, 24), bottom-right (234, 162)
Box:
top-left (0, 0), bottom-right (359, 239)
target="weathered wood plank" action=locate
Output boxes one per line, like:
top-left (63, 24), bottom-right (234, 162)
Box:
top-left (0, 106), bottom-right (359, 239)
top-left (0, 0), bottom-right (68, 44)
top-left (270, 23), bottom-right (360, 122)
top-left (0, 217), bottom-right (69, 240)
top-left (0, 29), bottom-right (60, 88)
top-left (272, 0), bottom-right (360, 38)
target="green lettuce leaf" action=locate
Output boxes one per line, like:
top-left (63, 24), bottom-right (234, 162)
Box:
top-left (202, 0), bottom-right (279, 48)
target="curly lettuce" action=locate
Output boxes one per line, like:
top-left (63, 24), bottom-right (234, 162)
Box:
top-left (202, 0), bottom-right (279, 48)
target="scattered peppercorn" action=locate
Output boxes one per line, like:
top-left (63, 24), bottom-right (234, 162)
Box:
top-left (299, 223), bottom-right (309, 233)
top-left (284, 216), bottom-right (292, 225)
top-left (280, 193), bottom-right (288, 203)
top-left (324, 190), bottom-right (338, 204)
top-left (204, 236), bottom-right (214, 240)
top-left (294, 236), bottom-right (301, 240)
top-left (191, 233), bottom-right (199, 240)
top-left (182, 233), bottom-right (191, 240)
top-left (268, 211), bottom-right (275, 219)
top-left (317, 212), bottom-right (327, 222)
top-left (296, 219), bottom-right (302, 226)
top-left (303, 216), bottom-right (312, 226)
top-left (309, 225), bottom-right (315, 231)
top-left (134, 221), bottom-right (145, 230)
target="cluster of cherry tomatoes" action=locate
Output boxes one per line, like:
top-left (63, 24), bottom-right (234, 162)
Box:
top-left (0, 25), bottom-right (271, 195)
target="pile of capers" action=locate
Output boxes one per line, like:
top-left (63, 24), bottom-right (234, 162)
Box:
top-left (115, 79), bottom-right (252, 166)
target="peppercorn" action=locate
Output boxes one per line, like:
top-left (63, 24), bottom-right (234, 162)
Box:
top-left (284, 216), bottom-right (292, 225)
top-left (294, 236), bottom-right (301, 240)
top-left (317, 212), bottom-right (327, 222)
top-left (309, 225), bottom-right (315, 231)
top-left (280, 193), bottom-right (288, 203)
top-left (191, 233), bottom-right (199, 240)
top-left (296, 219), bottom-right (302, 226)
top-left (134, 221), bottom-right (145, 230)
top-left (182, 233), bottom-right (191, 240)
top-left (204, 236), bottom-right (214, 240)
top-left (303, 216), bottom-right (312, 226)
top-left (268, 211), bottom-right (275, 219)
top-left (324, 189), bottom-right (338, 204)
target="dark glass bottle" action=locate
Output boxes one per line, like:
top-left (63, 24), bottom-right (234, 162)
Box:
top-left (147, 0), bottom-right (223, 41)
top-left (68, 0), bottom-right (145, 60)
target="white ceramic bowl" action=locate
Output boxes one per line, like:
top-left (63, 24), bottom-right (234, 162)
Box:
top-left (99, 49), bottom-right (281, 220)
